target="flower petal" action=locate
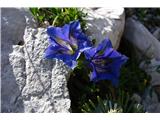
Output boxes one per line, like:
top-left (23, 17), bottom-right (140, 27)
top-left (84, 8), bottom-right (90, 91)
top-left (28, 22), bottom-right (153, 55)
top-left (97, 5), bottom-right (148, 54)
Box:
top-left (70, 20), bottom-right (81, 32)
top-left (85, 38), bottom-right (128, 86)
top-left (46, 20), bottom-right (94, 69)
top-left (48, 37), bottom-right (59, 46)
top-left (44, 45), bottom-right (78, 69)
top-left (96, 38), bottom-right (113, 53)
top-left (90, 64), bottom-right (119, 86)
top-left (47, 24), bottom-right (70, 41)
top-left (77, 32), bottom-right (92, 51)
top-left (84, 47), bottom-right (97, 60)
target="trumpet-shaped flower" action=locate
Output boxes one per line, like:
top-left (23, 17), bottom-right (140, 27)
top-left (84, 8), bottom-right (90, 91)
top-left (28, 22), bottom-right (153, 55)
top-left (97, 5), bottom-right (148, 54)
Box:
top-left (84, 38), bottom-right (128, 86)
top-left (44, 20), bottom-right (92, 69)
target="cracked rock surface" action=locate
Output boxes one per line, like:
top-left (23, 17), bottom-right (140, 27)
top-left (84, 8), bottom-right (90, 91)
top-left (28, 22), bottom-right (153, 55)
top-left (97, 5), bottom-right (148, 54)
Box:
top-left (2, 27), bottom-right (71, 113)
top-left (1, 8), bottom-right (71, 112)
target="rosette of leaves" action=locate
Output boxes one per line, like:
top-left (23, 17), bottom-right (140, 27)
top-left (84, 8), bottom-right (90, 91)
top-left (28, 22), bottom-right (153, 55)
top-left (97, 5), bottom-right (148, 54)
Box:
top-left (81, 96), bottom-right (123, 113)
top-left (81, 91), bottom-right (144, 113)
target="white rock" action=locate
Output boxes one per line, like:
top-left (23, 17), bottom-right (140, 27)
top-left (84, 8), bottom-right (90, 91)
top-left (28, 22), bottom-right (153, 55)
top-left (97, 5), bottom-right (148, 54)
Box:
top-left (83, 8), bottom-right (125, 49)
top-left (1, 8), bottom-right (71, 112)
top-left (124, 18), bottom-right (160, 60)
top-left (8, 27), bottom-right (71, 113)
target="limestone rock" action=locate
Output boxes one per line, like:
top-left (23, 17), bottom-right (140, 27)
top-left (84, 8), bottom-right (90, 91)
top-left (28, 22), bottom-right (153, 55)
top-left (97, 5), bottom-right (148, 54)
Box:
top-left (83, 8), bottom-right (125, 49)
top-left (1, 8), bottom-right (71, 112)
top-left (7, 27), bottom-right (71, 113)
top-left (124, 18), bottom-right (160, 60)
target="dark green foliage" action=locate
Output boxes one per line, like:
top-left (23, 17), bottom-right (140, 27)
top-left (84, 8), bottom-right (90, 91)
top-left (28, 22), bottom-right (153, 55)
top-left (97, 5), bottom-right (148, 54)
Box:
top-left (118, 39), bottom-right (151, 95)
top-left (119, 62), bottom-right (150, 94)
top-left (30, 8), bottom-right (87, 31)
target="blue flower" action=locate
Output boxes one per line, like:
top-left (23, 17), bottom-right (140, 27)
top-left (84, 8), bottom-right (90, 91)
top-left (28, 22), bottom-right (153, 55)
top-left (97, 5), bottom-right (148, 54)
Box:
top-left (84, 38), bottom-right (128, 86)
top-left (44, 20), bottom-right (92, 69)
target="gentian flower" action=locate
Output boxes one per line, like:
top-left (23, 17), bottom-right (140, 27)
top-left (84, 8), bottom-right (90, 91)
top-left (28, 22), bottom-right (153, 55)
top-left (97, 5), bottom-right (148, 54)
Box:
top-left (44, 20), bottom-right (92, 69)
top-left (84, 38), bottom-right (128, 86)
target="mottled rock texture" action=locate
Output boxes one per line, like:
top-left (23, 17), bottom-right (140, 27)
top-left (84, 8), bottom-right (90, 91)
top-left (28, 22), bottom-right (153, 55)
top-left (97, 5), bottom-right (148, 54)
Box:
top-left (1, 8), bottom-right (71, 113)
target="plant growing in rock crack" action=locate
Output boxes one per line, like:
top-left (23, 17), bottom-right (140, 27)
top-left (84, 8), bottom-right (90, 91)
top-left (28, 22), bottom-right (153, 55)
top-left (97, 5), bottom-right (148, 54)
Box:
top-left (33, 7), bottom-right (153, 113)
top-left (43, 20), bottom-right (138, 112)
top-left (44, 20), bottom-right (128, 86)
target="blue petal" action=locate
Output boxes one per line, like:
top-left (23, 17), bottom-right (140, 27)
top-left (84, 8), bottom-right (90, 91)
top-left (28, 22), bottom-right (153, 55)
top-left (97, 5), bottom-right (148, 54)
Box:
top-left (44, 45), bottom-right (60, 59)
top-left (107, 49), bottom-right (124, 59)
top-left (94, 48), bottom-right (114, 59)
top-left (45, 20), bottom-right (94, 69)
top-left (77, 32), bottom-right (92, 51)
top-left (44, 45), bottom-right (78, 69)
top-left (96, 38), bottom-right (113, 53)
top-left (70, 25), bottom-right (92, 52)
top-left (90, 65), bottom-right (119, 86)
top-left (70, 20), bottom-right (81, 32)
top-left (47, 25), bottom-right (70, 41)
top-left (110, 55), bottom-right (128, 77)
top-left (85, 40), bottom-right (128, 86)
top-left (84, 47), bottom-right (97, 60)
top-left (48, 37), bottom-right (59, 46)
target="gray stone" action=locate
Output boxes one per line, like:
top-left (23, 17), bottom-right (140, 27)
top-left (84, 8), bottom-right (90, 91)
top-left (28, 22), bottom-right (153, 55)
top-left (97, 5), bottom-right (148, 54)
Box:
top-left (1, 8), bottom-right (37, 112)
top-left (1, 8), bottom-right (71, 112)
top-left (132, 93), bottom-right (141, 104)
top-left (83, 8), bottom-right (125, 49)
top-left (153, 28), bottom-right (160, 41)
top-left (7, 27), bottom-right (71, 113)
top-left (140, 59), bottom-right (160, 86)
top-left (143, 88), bottom-right (160, 113)
top-left (146, 104), bottom-right (160, 113)
top-left (124, 18), bottom-right (160, 60)
top-left (1, 8), bottom-right (37, 70)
